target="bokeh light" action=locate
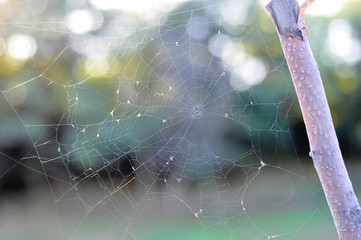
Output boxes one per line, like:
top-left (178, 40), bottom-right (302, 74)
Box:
top-left (259, 0), bottom-right (349, 17)
top-left (89, 0), bottom-right (188, 18)
top-left (0, 1), bottom-right (12, 22)
top-left (305, 0), bottom-right (346, 17)
top-left (209, 35), bottom-right (267, 91)
top-left (208, 34), bottom-right (231, 58)
top-left (6, 34), bottom-right (37, 61)
top-left (220, 0), bottom-right (248, 26)
top-left (85, 58), bottom-right (109, 78)
top-left (223, 43), bottom-right (266, 91)
top-left (187, 17), bottom-right (210, 41)
top-left (70, 35), bottom-right (109, 60)
top-left (25, 0), bottom-right (48, 14)
top-left (0, 37), bottom-right (5, 55)
top-left (88, 0), bottom-right (114, 10)
top-left (231, 57), bottom-right (266, 90)
top-left (5, 84), bottom-right (28, 106)
top-left (66, 9), bottom-right (95, 34)
top-left (327, 19), bottom-right (361, 64)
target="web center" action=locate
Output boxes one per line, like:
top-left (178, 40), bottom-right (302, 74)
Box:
top-left (191, 104), bottom-right (204, 119)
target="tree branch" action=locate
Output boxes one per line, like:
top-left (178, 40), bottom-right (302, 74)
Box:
top-left (265, 0), bottom-right (361, 239)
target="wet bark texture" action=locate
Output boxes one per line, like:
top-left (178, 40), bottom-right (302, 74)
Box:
top-left (266, 0), bottom-right (361, 239)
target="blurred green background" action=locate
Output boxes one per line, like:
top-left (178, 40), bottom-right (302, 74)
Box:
top-left (0, 0), bottom-right (361, 239)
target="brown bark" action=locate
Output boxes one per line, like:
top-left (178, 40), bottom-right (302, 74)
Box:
top-left (265, 0), bottom-right (361, 239)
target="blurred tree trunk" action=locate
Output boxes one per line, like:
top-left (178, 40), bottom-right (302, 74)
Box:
top-left (265, 0), bottom-right (361, 239)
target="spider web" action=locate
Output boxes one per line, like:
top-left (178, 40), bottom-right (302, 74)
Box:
top-left (0, 0), bottom-right (338, 239)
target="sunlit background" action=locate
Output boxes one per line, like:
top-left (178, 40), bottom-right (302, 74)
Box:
top-left (1, 0), bottom-right (361, 239)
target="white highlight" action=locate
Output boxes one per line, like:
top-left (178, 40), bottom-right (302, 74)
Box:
top-left (220, 0), bottom-right (248, 26)
top-left (327, 19), bottom-right (361, 64)
top-left (222, 42), bottom-right (266, 91)
top-left (230, 57), bottom-right (266, 91)
top-left (88, 0), bottom-right (114, 10)
top-left (7, 34), bottom-right (37, 60)
top-left (66, 9), bottom-right (94, 34)
top-left (208, 34), bottom-right (231, 58)
top-left (85, 58), bottom-right (109, 77)
top-left (303, 0), bottom-right (346, 17)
